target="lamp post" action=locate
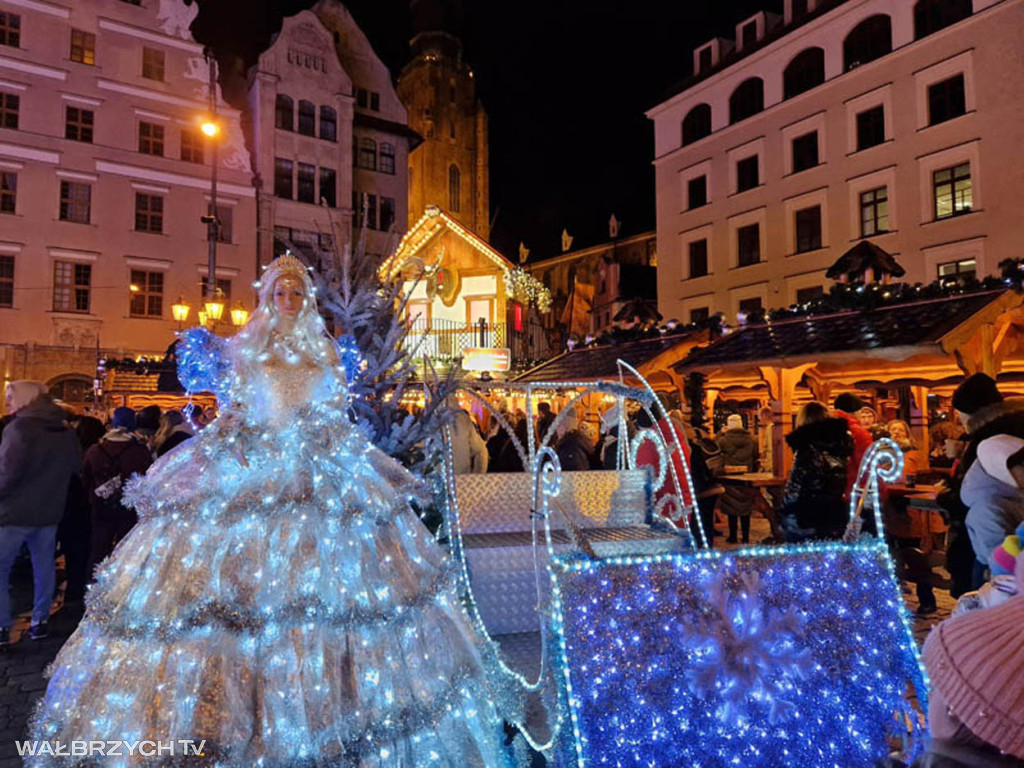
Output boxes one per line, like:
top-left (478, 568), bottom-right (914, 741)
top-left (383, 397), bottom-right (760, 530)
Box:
top-left (171, 296), bottom-right (190, 329)
top-left (200, 48), bottom-right (221, 319)
top-left (230, 301), bottom-right (249, 327)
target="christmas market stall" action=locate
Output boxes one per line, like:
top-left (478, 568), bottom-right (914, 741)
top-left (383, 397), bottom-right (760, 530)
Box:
top-left (675, 287), bottom-right (1024, 476)
top-left (509, 331), bottom-right (708, 426)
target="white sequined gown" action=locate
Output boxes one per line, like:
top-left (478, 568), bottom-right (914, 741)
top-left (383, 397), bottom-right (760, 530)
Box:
top-left (32, 347), bottom-right (514, 767)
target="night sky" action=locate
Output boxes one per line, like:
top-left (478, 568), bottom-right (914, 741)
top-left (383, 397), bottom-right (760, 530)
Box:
top-left (192, 0), bottom-right (777, 260)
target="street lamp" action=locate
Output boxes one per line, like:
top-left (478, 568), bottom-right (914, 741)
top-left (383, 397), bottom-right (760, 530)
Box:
top-left (200, 49), bottom-right (221, 322)
top-left (204, 287), bottom-right (225, 323)
top-left (230, 301), bottom-right (249, 327)
top-left (171, 296), bottom-right (190, 328)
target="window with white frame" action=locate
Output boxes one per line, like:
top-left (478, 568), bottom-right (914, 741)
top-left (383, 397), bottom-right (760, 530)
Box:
top-left (53, 261), bottom-right (91, 312)
top-left (933, 163), bottom-right (971, 219)
top-left (129, 269), bottom-right (163, 317)
top-left (737, 223), bottom-right (760, 266)
top-left (860, 187), bottom-right (888, 236)
top-left (0, 254), bottom-right (12, 307)
top-left (938, 258), bottom-right (975, 281)
top-left (794, 205), bottom-right (822, 252)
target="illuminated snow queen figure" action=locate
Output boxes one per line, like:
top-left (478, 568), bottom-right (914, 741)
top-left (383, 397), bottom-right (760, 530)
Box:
top-left (32, 255), bottom-right (517, 767)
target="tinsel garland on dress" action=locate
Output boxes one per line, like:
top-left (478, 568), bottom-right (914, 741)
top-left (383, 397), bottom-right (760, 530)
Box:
top-left (30, 317), bottom-right (522, 766)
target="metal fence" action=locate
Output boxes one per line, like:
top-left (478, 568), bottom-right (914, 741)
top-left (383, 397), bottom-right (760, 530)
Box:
top-left (404, 318), bottom-right (566, 368)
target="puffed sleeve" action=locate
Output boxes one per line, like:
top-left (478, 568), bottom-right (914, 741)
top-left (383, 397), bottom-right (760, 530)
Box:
top-left (176, 327), bottom-right (232, 401)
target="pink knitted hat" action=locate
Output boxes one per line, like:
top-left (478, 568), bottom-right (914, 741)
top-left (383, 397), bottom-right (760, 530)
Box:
top-left (922, 551), bottom-right (1024, 758)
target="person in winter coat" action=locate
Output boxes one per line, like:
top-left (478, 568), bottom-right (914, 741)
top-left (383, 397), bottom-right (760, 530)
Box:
top-left (447, 402), bottom-right (488, 474)
top-left (493, 418), bottom-right (530, 473)
top-left (833, 393), bottom-right (874, 499)
top-left (780, 401), bottom-right (854, 543)
top-left (554, 406), bottom-right (593, 472)
top-left (83, 407), bottom-right (153, 578)
top-left (0, 381), bottom-right (82, 644)
top-left (536, 402), bottom-right (555, 446)
top-left (938, 373), bottom-right (1024, 596)
top-left (484, 418), bottom-right (509, 471)
top-left (59, 415), bottom-right (105, 603)
top-left (682, 421), bottom-right (724, 547)
top-left (910, 551), bottom-right (1024, 768)
top-left (717, 414), bottom-right (758, 543)
top-left (153, 410), bottom-right (193, 458)
top-left (598, 405), bottom-right (623, 470)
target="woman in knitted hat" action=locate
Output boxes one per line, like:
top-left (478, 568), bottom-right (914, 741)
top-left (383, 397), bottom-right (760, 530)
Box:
top-left (915, 551), bottom-right (1024, 767)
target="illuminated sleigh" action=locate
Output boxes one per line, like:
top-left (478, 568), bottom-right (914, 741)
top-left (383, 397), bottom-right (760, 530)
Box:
top-left (440, 364), bottom-right (927, 766)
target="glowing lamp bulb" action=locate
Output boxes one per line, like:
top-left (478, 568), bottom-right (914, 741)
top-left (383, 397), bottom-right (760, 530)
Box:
top-left (200, 121), bottom-right (219, 138)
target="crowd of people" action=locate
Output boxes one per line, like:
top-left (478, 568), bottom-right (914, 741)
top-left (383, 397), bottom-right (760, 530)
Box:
top-left (0, 382), bottom-right (201, 645)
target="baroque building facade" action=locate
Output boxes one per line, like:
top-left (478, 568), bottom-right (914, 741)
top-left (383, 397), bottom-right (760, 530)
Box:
top-left (647, 0), bottom-right (1024, 324)
top-left (0, 0), bottom-right (254, 400)
top-left (248, 0), bottom-right (415, 268)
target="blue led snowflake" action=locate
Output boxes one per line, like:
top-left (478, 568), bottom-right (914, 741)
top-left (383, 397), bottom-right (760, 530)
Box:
top-left (684, 571), bottom-right (813, 727)
top-left (549, 542), bottom-right (928, 768)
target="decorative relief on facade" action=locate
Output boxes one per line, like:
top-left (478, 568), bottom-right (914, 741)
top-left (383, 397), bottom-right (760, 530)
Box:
top-left (51, 318), bottom-right (101, 349)
top-left (156, 0), bottom-right (198, 40)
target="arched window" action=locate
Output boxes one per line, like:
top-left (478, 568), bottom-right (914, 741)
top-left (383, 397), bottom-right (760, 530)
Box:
top-left (297, 100), bottom-right (315, 136)
top-left (274, 94), bottom-right (293, 131)
top-left (728, 78), bottom-right (764, 124)
top-left (357, 138), bottom-right (376, 170)
top-left (448, 164), bottom-right (461, 212)
top-left (47, 375), bottom-right (93, 405)
top-left (843, 15), bottom-right (892, 71)
top-left (319, 106), bottom-right (337, 142)
top-left (379, 142), bottom-right (395, 174)
top-left (914, 0), bottom-right (971, 39)
top-left (783, 47), bottom-right (825, 99)
top-left (681, 103), bottom-right (712, 146)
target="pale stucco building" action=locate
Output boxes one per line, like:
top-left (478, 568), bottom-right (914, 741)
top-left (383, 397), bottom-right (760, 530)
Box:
top-left (647, 0), bottom-right (1024, 324)
top-left (0, 0), bottom-right (255, 403)
top-left (248, 0), bottom-right (414, 268)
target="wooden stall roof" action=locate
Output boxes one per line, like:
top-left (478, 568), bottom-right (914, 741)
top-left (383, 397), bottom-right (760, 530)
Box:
top-left (515, 332), bottom-right (704, 383)
top-left (675, 290), bottom-right (1015, 374)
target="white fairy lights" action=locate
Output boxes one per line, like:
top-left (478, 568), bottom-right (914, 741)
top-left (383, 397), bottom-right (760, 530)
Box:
top-left (30, 258), bottom-right (521, 767)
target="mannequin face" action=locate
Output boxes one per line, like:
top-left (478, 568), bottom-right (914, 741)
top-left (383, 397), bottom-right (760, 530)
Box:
top-left (273, 276), bottom-right (304, 321)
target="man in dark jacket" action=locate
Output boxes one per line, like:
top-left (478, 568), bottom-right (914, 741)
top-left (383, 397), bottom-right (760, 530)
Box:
top-left (84, 407), bottom-right (153, 579)
top-left (555, 406), bottom-right (594, 471)
top-left (0, 381), bottom-right (82, 644)
top-left (536, 402), bottom-right (556, 445)
top-left (939, 373), bottom-right (1024, 596)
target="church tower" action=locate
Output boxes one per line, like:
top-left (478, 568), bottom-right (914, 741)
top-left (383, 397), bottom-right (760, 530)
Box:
top-left (397, 0), bottom-right (490, 240)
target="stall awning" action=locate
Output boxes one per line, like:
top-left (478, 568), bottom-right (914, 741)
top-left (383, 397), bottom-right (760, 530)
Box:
top-left (515, 333), bottom-right (703, 383)
top-left (675, 290), bottom-right (1013, 373)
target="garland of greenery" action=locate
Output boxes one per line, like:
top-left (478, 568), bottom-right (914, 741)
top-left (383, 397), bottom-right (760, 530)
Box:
top-left (578, 260), bottom-right (1024, 350)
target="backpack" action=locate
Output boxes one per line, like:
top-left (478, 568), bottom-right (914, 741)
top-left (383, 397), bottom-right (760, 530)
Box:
top-left (695, 437), bottom-right (725, 477)
top-left (91, 442), bottom-right (133, 514)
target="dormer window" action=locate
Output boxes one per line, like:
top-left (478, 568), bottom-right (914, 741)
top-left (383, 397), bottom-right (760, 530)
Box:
top-left (741, 22), bottom-right (757, 50)
top-left (698, 46), bottom-right (712, 73)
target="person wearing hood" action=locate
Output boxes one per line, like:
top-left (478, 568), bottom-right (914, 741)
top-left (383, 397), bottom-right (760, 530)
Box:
top-left (780, 401), bottom-right (854, 543)
top-left (83, 407), bottom-right (153, 579)
top-left (446, 398), bottom-right (488, 474)
top-left (0, 381), bottom-right (82, 644)
top-left (717, 414), bottom-right (758, 544)
top-left (833, 393), bottom-right (874, 499)
top-left (555, 406), bottom-right (594, 472)
top-left (938, 373), bottom-right (1024, 596)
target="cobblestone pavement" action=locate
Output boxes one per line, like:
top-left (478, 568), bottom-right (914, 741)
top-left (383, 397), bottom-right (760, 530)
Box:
top-left (1, 524), bottom-right (956, 767)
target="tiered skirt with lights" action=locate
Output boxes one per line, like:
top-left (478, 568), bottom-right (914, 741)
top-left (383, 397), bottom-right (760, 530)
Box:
top-left (31, 417), bottom-right (517, 767)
